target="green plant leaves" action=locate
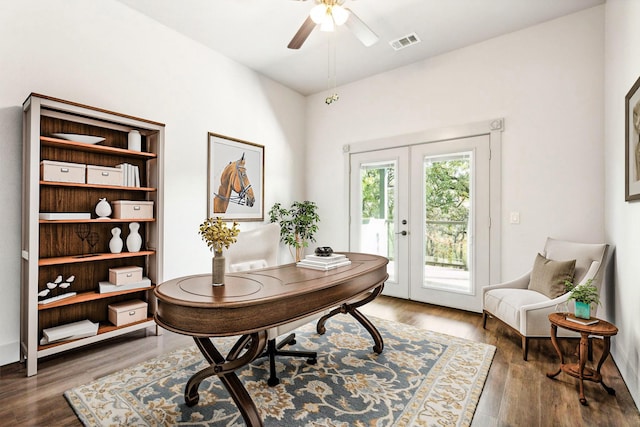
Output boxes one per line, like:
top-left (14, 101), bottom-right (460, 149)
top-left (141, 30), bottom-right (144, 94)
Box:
top-left (268, 201), bottom-right (320, 250)
top-left (564, 278), bottom-right (600, 305)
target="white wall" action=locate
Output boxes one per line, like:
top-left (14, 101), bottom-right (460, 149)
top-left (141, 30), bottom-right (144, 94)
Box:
top-left (604, 0), bottom-right (640, 410)
top-left (306, 2), bottom-right (640, 409)
top-left (306, 7), bottom-right (605, 282)
top-left (0, 0), bottom-right (306, 365)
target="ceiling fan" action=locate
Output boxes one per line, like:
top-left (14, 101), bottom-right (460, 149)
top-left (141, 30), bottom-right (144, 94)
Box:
top-left (288, 0), bottom-right (379, 49)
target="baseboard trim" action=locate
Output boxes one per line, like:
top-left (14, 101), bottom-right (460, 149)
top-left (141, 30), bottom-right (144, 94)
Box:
top-left (0, 340), bottom-right (19, 366)
top-left (611, 341), bottom-right (640, 411)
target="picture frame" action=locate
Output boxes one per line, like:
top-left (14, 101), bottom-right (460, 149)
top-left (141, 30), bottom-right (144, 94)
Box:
top-left (207, 132), bottom-right (264, 220)
top-left (625, 75), bottom-right (640, 201)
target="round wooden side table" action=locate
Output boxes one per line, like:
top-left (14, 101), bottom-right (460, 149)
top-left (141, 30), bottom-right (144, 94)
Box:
top-left (546, 312), bottom-right (618, 405)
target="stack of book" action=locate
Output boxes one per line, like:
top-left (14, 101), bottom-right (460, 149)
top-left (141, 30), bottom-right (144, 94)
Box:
top-left (297, 253), bottom-right (351, 271)
top-left (98, 277), bottom-right (152, 294)
top-left (565, 313), bottom-right (599, 326)
top-left (116, 163), bottom-right (141, 187)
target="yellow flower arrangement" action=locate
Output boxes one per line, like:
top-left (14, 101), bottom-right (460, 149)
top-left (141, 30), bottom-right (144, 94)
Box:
top-left (198, 217), bottom-right (240, 254)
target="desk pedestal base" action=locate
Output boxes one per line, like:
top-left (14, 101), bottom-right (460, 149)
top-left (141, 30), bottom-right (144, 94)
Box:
top-left (183, 282), bottom-right (386, 427)
top-left (317, 283), bottom-right (385, 354)
top-left (186, 331), bottom-right (268, 426)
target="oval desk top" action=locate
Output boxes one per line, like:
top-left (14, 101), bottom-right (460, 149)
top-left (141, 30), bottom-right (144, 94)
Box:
top-left (154, 252), bottom-right (388, 337)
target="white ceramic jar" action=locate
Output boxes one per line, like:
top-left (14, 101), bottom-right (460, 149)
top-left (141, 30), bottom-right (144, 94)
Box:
top-left (128, 130), bottom-right (141, 151)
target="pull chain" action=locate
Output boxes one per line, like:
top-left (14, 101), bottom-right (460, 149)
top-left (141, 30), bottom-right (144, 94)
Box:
top-left (326, 32), bottom-right (339, 105)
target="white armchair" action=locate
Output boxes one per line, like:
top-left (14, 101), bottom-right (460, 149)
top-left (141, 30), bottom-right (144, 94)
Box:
top-left (224, 223), bottom-right (318, 386)
top-left (482, 237), bottom-right (609, 360)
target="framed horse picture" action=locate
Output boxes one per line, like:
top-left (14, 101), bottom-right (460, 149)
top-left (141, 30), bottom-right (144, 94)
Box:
top-left (626, 74), bottom-right (640, 201)
top-left (207, 132), bottom-right (264, 220)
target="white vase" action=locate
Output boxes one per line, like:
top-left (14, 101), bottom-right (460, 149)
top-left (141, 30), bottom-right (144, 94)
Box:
top-left (109, 227), bottom-right (123, 254)
top-left (95, 198), bottom-right (112, 219)
top-left (128, 130), bottom-right (141, 151)
top-left (126, 222), bottom-right (142, 252)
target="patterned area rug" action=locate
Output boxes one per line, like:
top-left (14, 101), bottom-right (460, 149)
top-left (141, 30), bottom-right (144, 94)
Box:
top-left (65, 316), bottom-right (495, 426)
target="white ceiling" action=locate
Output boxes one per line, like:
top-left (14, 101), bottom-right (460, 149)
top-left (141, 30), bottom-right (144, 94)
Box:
top-left (116, 0), bottom-right (604, 96)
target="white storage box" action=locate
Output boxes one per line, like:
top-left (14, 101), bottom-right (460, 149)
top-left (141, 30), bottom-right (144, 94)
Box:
top-left (108, 299), bottom-right (148, 326)
top-left (40, 160), bottom-right (86, 184)
top-left (109, 266), bottom-right (143, 285)
top-left (86, 165), bottom-right (123, 186)
top-left (112, 200), bottom-right (154, 219)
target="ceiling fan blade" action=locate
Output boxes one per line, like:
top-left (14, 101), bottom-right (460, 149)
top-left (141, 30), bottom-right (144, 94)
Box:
top-left (344, 8), bottom-right (379, 47)
top-left (288, 16), bottom-right (317, 49)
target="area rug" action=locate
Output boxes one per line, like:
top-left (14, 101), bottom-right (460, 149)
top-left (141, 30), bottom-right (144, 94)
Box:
top-left (65, 316), bottom-right (495, 426)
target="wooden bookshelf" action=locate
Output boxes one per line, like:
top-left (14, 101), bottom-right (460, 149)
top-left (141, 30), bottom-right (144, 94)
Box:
top-left (21, 93), bottom-right (165, 376)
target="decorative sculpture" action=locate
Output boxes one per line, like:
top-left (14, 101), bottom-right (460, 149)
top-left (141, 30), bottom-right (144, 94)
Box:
top-left (38, 275), bottom-right (76, 305)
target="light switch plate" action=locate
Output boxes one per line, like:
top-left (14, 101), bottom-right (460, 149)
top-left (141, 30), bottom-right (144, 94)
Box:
top-left (510, 212), bottom-right (520, 224)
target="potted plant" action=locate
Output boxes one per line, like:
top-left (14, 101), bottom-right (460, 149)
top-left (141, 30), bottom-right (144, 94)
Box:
top-left (564, 278), bottom-right (600, 319)
top-left (268, 201), bottom-right (320, 262)
top-left (198, 217), bottom-right (240, 286)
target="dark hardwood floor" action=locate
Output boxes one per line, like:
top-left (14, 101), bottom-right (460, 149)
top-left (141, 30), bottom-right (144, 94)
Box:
top-left (1, 295), bottom-right (638, 426)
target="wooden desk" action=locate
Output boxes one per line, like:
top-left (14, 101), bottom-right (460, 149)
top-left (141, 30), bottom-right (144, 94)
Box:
top-left (546, 312), bottom-right (618, 405)
top-left (154, 252), bottom-right (388, 427)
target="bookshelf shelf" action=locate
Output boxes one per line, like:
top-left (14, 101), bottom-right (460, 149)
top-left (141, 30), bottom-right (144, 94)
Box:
top-left (37, 285), bottom-right (155, 310)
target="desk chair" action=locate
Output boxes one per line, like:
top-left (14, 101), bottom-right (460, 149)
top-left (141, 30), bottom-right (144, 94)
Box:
top-left (225, 223), bottom-right (317, 386)
top-left (482, 237), bottom-right (609, 360)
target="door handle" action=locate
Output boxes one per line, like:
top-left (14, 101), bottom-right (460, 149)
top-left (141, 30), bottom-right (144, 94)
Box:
top-left (395, 230), bottom-right (408, 236)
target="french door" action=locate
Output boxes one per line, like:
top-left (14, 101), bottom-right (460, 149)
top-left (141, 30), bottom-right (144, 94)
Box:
top-left (349, 135), bottom-right (491, 312)
top-left (349, 148), bottom-right (410, 299)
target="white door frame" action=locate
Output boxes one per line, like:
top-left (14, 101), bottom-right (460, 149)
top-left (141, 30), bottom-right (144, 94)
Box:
top-left (344, 119), bottom-right (504, 293)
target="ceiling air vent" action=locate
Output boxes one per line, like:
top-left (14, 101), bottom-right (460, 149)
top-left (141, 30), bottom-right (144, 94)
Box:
top-left (389, 32), bottom-right (421, 51)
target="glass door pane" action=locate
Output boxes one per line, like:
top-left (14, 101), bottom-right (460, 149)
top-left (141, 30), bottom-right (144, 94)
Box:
top-left (359, 162), bottom-right (396, 281)
top-left (423, 152), bottom-right (472, 293)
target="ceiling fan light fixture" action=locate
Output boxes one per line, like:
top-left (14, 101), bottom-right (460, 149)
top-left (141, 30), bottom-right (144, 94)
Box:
top-left (320, 18), bottom-right (335, 32)
top-left (310, 4), bottom-right (330, 24)
top-left (310, 2), bottom-right (349, 32)
top-left (332, 5), bottom-right (349, 26)
top-left (288, 0), bottom-right (376, 49)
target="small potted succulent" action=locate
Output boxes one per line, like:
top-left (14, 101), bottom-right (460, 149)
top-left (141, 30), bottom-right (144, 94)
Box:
top-left (198, 217), bottom-right (240, 286)
top-left (564, 278), bottom-right (600, 319)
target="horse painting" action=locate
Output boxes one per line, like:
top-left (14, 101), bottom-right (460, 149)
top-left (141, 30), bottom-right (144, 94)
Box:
top-left (213, 153), bottom-right (255, 213)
